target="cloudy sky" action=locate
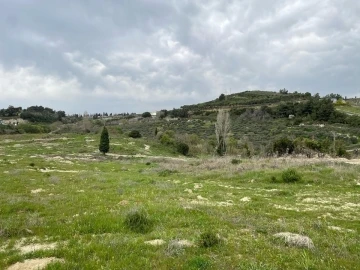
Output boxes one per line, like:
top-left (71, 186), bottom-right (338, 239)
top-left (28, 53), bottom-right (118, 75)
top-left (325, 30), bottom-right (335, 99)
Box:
top-left (0, 0), bottom-right (359, 114)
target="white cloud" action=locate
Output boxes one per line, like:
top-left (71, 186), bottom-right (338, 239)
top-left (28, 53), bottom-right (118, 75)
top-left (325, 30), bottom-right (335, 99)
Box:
top-left (64, 52), bottom-right (107, 76)
top-left (0, 65), bottom-right (81, 101)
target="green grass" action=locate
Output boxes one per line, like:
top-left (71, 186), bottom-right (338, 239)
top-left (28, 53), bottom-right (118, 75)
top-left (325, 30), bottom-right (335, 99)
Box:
top-left (0, 133), bottom-right (359, 269)
top-left (336, 105), bottom-right (360, 116)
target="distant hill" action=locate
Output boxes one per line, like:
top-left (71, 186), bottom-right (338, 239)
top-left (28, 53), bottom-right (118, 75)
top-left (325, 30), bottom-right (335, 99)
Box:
top-left (114, 90), bottom-right (360, 157)
top-left (181, 90), bottom-right (311, 111)
top-left (1, 90), bottom-right (360, 157)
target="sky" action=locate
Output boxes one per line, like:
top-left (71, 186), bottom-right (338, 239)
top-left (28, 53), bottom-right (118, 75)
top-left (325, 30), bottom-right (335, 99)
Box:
top-left (0, 0), bottom-right (359, 114)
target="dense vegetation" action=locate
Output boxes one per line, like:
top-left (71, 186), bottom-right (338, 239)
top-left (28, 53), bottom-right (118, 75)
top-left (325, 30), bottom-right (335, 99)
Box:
top-left (20, 106), bottom-right (66, 123)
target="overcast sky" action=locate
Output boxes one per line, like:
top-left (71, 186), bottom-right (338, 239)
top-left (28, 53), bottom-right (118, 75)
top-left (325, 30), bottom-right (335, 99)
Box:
top-left (0, 0), bottom-right (359, 114)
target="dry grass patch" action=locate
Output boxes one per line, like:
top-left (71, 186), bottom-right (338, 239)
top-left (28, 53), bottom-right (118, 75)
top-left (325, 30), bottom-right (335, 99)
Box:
top-left (273, 232), bottom-right (314, 249)
top-left (6, 257), bottom-right (64, 270)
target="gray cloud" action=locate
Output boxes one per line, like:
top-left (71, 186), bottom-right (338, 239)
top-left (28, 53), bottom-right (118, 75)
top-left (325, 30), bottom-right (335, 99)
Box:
top-left (0, 0), bottom-right (359, 114)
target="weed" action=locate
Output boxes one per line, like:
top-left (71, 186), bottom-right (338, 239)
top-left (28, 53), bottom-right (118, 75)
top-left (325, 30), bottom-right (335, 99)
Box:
top-left (187, 257), bottom-right (211, 269)
top-left (158, 169), bottom-right (177, 177)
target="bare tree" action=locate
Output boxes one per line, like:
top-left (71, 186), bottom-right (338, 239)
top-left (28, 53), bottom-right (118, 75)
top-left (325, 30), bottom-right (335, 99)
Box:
top-left (215, 109), bottom-right (231, 155)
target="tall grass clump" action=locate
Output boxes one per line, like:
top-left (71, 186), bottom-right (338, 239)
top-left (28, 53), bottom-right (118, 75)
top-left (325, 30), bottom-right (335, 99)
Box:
top-left (124, 208), bottom-right (153, 233)
top-left (198, 231), bottom-right (220, 248)
top-left (281, 168), bottom-right (302, 183)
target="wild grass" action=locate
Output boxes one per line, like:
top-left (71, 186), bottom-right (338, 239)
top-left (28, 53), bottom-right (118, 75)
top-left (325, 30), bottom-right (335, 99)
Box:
top-left (0, 133), bottom-right (359, 269)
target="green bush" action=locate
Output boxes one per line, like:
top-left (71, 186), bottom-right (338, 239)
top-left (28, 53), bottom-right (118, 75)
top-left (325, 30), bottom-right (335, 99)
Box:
top-left (273, 137), bottom-right (295, 156)
top-left (17, 123), bottom-right (51, 134)
top-left (336, 145), bottom-right (350, 158)
top-left (281, 168), bottom-right (302, 183)
top-left (176, 142), bottom-right (189, 156)
top-left (350, 137), bottom-right (358, 144)
top-left (198, 231), bottom-right (220, 248)
top-left (124, 208), bottom-right (153, 233)
top-left (159, 133), bottom-right (174, 145)
top-left (128, 130), bottom-right (142, 138)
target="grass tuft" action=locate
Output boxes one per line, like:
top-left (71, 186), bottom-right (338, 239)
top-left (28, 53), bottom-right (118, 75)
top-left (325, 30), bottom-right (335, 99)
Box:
top-left (124, 208), bottom-right (153, 234)
top-left (281, 168), bottom-right (302, 183)
top-left (198, 231), bottom-right (220, 248)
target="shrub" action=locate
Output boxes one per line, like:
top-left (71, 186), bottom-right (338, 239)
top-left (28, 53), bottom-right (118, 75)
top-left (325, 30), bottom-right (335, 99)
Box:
top-left (270, 176), bottom-right (278, 183)
top-left (129, 130), bottom-right (141, 138)
top-left (336, 145), bottom-right (350, 158)
top-left (17, 123), bottom-right (51, 134)
top-left (198, 231), bottom-right (220, 248)
top-left (231, 159), bottom-right (241, 164)
top-left (281, 168), bottom-right (302, 183)
top-left (124, 208), bottom-right (153, 233)
top-left (160, 133), bottom-right (174, 145)
top-left (350, 137), bottom-right (358, 144)
top-left (273, 137), bottom-right (295, 156)
top-left (176, 142), bottom-right (189, 156)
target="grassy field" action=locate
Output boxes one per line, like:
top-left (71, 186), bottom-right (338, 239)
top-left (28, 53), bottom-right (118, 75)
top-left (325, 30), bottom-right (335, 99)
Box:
top-left (336, 105), bottom-right (360, 116)
top-left (0, 133), bottom-right (359, 269)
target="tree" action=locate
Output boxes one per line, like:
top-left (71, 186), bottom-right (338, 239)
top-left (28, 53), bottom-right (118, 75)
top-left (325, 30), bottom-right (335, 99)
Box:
top-left (142, 112), bottom-right (152, 118)
top-left (99, 126), bottom-right (110, 155)
top-left (219, 93), bottom-right (226, 101)
top-left (279, 88), bottom-right (288, 94)
top-left (215, 110), bottom-right (231, 156)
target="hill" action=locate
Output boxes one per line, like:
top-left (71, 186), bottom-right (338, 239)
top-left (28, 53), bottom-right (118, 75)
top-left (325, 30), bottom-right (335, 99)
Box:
top-left (1, 90), bottom-right (360, 158)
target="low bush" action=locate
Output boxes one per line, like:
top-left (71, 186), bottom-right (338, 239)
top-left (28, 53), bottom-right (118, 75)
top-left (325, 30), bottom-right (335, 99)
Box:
top-left (17, 123), bottom-right (51, 134)
top-left (176, 142), bottom-right (189, 156)
top-left (281, 168), bottom-right (302, 183)
top-left (128, 130), bottom-right (142, 138)
top-left (124, 208), bottom-right (153, 233)
top-left (273, 137), bottom-right (295, 156)
top-left (231, 159), bottom-right (241, 165)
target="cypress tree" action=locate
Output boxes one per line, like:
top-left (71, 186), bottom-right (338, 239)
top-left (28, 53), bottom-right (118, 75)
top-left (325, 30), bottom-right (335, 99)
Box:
top-left (99, 126), bottom-right (110, 155)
